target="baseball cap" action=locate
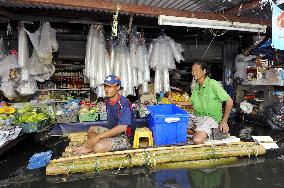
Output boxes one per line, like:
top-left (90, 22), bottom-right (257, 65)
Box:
top-left (103, 75), bottom-right (121, 86)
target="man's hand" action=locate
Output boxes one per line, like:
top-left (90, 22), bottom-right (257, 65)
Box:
top-left (219, 120), bottom-right (229, 133)
top-left (86, 137), bottom-right (100, 149)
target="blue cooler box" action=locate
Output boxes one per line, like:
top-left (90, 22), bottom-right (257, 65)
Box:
top-left (147, 104), bottom-right (189, 146)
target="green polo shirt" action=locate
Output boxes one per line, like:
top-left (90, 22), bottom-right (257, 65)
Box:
top-left (189, 77), bottom-right (230, 123)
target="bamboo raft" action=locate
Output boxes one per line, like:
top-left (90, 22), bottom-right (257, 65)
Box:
top-left (46, 132), bottom-right (266, 175)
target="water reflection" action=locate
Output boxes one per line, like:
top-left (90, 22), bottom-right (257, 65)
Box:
top-left (1, 120), bottom-right (284, 188)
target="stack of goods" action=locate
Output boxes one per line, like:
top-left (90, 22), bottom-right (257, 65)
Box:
top-left (149, 35), bottom-right (184, 93)
top-left (78, 101), bottom-right (98, 122)
top-left (84, 26), bottom-right (151, 97)
top-left (55, 99), bottom-right (80, 123)
top-left (84, 25), bottom-right (109, 97)
top-left (161, 91), bottom-right (193, 113)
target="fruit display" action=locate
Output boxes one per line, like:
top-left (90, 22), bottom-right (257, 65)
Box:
top-left (161, 91), bottom-right (190, 104)
top-left (0, 106), bottom-right (17, 126)
top-left (0, 106), bottom-right (16, 114)
top-left (13, 104), bottom-right (52, 124)
top-left (78, 101), bottom-right (100, 122)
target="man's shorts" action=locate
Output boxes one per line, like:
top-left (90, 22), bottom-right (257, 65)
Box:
top-left (89, 126), bottom-right (131, 151)
top-left (189, 115), bottom-right (219, 139)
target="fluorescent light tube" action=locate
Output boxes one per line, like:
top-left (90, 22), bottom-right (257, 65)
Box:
top-left (158, 15), bottom-right (267, 33)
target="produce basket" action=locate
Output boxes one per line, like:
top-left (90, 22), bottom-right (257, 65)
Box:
top-left (79, 113), bottom-right (99, 122)
top-left (18, 120), bottom-right (49, 133)
top-left (56, 112), bottom-right (78, 124)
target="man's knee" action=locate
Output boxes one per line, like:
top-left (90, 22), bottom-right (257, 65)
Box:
top-left (87, 127), bottom-right (97, 139)
top-left (193, 137), bottom-right (205, 145)
top-left (192, 132), bottom-right (207, 145)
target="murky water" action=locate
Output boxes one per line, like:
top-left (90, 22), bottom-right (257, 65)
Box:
top-left (1, 118), bottom-right (284, 188)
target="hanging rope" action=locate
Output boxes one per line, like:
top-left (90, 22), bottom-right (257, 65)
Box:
top-left (112, 1), bottom-right (121, 37)
top-left (201, 31), bottom-right (217, 59)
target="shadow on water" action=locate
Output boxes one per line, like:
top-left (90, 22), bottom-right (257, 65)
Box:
top-left (1, 117), bottom-right (284, 188)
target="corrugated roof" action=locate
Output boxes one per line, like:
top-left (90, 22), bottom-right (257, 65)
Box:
top-left (0, 0), bottom-right (269, 16)
top-left (0, 0), bottom-right (273, 27)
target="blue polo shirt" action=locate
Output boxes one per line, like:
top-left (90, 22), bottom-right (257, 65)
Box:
top-left (106, 95), bottom-right (134, 130)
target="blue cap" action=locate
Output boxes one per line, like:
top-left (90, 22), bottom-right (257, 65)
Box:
top-left (103, 75), bottom-right (121, 86)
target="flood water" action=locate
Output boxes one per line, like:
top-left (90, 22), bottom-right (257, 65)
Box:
top-left (0, 117), bottom-right (284, 188)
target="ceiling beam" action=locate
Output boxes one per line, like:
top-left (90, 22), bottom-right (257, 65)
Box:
top-left (0, 7), bottom-right (15, 19)
top-left (13, 0), bottom-right (271, 26)
top-left (225, 0), bottom-right (260, 15)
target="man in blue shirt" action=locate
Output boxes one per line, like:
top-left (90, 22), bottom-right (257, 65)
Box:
top-left (73, 75), bottom-right (133, 154)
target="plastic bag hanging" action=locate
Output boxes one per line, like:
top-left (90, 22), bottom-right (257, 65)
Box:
top-left (16, 77), bottom-right (38, 96)
top-left (154, 69), bottom-right (162, 93)
top-left (18, 23), bottom-right (29, 68)
top-left (142, 81), bottom-right (149, 94)
top-left (105, 50), bottom-right (112, 77)
top-left (89, 27), bottom-right (99, 82)
top-left (0, 80), bottom-right (17, 99)
top-left (0, 37), bottom-right (7, 60)
top-left (38, 22), bottom-right (54, 64)
top-left (163, 68), bottom-right (170, 92)
top-left (167, 37), bottom-right (185, 63)
top-left (84, 25), bottom-right (94, 78)
top-left (96, 29), bottom-right (106, 85)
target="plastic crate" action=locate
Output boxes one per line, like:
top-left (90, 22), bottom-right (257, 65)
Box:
top-left (56, 111), bottom-right (78, 124)
top-left (154, 169), bottom-right (190, 187)
top-left (18, 120), bottom-right (48, 133)
top-left (99, 112), bottom-right (108, 121)
top-left (147, 104), bottom-right (189, 146)
top-left (79, 113), bottom-right (99, 122)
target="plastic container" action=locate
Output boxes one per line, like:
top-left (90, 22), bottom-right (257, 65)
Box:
top-left (56, 111), bottom-right (78, 123)
top-left (18, 120), bottom-right (48, 133)
top-left (99, 112), bottom-right (107, 121)
top-left (147, 104), bottom-right (189, 146)
top-left (154, 169), bottom-right (190, 188)
top-left (79, 113), bottom-right (99, 122)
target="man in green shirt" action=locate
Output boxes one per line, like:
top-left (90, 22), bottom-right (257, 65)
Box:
top-left (173, 61), bottom-right (233, 144)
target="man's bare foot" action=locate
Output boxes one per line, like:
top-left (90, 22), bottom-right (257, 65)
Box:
top-left (72, 146), bottom-right (93, 155)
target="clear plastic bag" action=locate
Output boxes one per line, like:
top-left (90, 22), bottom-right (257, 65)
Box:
top-left (126, 55), bottom-right (133, 95)
top-left (18, 24), bottom-right (29, 68)
top-left (38, 22), bottom-right (53, 64)
top-left (0, 37), bottom-right (7, 60)
top-left (0, 80), bottom-right (17, 99)
top-left (130, 36), bottom-right (138, 68)
top-left (16, 78), bottom-right (38, 96)
top-left (20, 68), bottom-right (30, 81)
top-left (84, 25), bottom-right (93, 78)
top-left (33, 64), bottom-right (55, 82)
top-left (0, 55), bottom-right (18, 82)
top-left (114, 52), bottom-right (121, 77)
top-left (149, 39), bottom-right (160, 69)
top-left (133, 68), bottom-right (138, 87)
top-left (105, 50), bottom-right (112, 77)
top-left (138, 70), bottom-right (144, 85)
top-left (154, 69), bottom-right (162, 93)
top-left (142, 81), bottom-right (149, 94)
top-left (163, 69), bottom-right (170, 92)
top-left (96, 85), bottom-right (105, 98)
top-left (96, 37), bottom-right (106, 85)
top-left (167, 38), bottom-right (185, 63)
top-left (89, 27), bottom-right (99, 81)
top-left (50, 28), bottom-right (58, 52)
top-left (120, 47), bottom-right (128, 95)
